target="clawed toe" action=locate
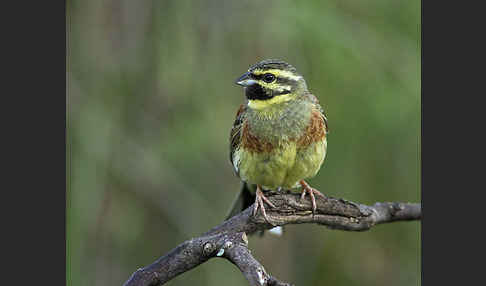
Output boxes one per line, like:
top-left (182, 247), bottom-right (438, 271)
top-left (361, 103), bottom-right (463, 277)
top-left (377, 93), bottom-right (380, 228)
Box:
top-left (299, 180), bottom-right (327, 213)
top-left (253, 185), bottom-right (276, 225)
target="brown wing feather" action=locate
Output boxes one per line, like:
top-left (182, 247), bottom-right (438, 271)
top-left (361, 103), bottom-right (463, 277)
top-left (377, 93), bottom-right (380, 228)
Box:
top-left (229, 104), bottom-right (247, 175)
top-left (305, 93), bottom-right (329, 133)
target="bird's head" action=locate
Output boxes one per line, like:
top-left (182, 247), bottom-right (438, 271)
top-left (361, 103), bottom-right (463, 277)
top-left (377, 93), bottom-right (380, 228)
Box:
top-left (235, 59), bottom-right (308, 110)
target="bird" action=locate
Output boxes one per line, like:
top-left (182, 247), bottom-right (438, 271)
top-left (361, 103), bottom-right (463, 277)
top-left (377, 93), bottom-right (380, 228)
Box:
top-left (227, 59), bottom-right (329, 223)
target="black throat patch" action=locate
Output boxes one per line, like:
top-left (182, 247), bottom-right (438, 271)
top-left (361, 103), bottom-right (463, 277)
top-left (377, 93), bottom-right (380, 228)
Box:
top-left (245, 83), bottom-right (291, 100)
top-left (245, 84), bottom-right (272, 100)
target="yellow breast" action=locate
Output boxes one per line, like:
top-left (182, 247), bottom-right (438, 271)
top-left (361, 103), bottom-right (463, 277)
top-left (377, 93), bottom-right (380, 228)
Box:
top-left (236, 141), bottom-right (296, 189)
top-left (235, 137), bottom-right (326, 190)
top-left (234, 102), bottom-right (328, 190)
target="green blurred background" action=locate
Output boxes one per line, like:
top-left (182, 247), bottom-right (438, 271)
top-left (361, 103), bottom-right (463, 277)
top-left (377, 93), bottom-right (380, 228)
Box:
top-left (67, 0), bottom-right (421, 285)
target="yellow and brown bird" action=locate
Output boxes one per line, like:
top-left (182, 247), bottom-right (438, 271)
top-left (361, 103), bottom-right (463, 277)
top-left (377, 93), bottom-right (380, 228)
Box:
top-left (227, 59), bottom-right (329, 222)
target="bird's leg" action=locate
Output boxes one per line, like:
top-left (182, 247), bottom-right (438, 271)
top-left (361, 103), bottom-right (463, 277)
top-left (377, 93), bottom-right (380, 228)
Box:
top-left (253, 185), bottom-right (276, 224)
top-left (299, 180), bottom-right (327, 213)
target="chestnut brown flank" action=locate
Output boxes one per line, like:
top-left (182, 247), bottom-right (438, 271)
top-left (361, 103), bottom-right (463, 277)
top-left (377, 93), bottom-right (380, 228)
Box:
top-left (235, 104), bottom-right (245, 118)
top-left (241, 122), bottom-right (274, 153)
top-left (296, 109), bottom-right (326, 147)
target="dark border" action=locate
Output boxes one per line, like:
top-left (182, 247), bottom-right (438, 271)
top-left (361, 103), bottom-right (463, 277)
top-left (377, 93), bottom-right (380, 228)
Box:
top-left (422, 0), bottom-right (483, 285)
top-left (3, 1), bottom-right (66, 285)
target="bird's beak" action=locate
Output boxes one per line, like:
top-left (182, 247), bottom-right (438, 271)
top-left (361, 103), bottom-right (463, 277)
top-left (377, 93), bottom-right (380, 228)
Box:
top-left (235, 72), bottom-right (256, 87)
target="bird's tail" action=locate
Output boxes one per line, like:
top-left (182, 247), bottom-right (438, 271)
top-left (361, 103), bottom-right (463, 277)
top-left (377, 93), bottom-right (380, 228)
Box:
top-left (226, 182), bottom-right (284, 237)
top-left (226, 182), bottom-right (256, 220)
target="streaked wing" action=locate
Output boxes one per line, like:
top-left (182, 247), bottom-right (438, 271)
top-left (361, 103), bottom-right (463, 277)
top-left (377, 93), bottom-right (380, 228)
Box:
top-left (305, 93), bottom-right (328, 133)
top-left (229, 104), bottom-right (247, 176)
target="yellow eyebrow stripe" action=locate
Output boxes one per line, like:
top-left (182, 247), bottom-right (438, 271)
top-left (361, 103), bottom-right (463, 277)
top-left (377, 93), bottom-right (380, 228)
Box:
top-left (252, 69), bottom-right (302, 81)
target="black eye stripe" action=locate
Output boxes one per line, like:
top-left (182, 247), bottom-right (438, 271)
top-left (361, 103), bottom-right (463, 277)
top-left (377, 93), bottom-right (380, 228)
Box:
top-left (249, 73), bottom-right (263, 80)
top-left (276, 77), bottom-right (294, 84)
top-left (249, 71), bottom-right (298, 87)
top-left (249, 73), bottom-right (278, 83)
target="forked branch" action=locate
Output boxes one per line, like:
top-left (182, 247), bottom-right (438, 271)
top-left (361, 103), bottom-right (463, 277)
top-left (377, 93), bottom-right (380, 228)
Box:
top-left (123, 190), bottom-right (421, 286)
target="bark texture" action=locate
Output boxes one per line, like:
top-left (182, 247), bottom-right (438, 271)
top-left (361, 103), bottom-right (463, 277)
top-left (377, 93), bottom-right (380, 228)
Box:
top-left (123, 190), bottom-right (421, 286)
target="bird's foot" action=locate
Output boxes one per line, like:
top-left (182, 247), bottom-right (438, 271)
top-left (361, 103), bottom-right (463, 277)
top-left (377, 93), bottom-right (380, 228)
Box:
top-left (299, 180), bottom-right (327, 213)
top-left (253, 185), bottom-right (277, 225)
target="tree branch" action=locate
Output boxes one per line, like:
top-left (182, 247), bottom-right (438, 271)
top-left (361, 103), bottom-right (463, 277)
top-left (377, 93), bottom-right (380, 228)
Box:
top-left (123, 190), bottom-right (421, 286)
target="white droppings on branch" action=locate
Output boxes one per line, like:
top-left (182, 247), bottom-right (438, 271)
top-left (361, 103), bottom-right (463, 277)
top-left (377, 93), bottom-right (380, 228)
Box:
top-left (268, 226), bottom-right (283, 236)
top-left (242, 233), bottom-right (248, 245)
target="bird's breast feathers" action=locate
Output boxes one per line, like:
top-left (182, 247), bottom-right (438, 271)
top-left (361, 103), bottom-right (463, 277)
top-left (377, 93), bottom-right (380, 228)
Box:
top-left (232, 102), bottom-right (327, 189)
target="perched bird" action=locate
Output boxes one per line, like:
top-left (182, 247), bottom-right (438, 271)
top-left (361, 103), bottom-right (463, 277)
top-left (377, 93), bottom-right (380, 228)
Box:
top-left (227, 59), bottom-right (329, 222)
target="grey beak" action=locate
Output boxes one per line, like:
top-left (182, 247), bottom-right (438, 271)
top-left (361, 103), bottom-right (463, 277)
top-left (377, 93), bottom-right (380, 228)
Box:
top-left (235, 72), bottom-right (256, 87)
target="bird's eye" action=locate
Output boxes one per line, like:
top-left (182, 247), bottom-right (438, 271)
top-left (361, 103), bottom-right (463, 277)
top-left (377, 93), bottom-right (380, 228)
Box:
top-left (263, 73), bottom-right (276, 83)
